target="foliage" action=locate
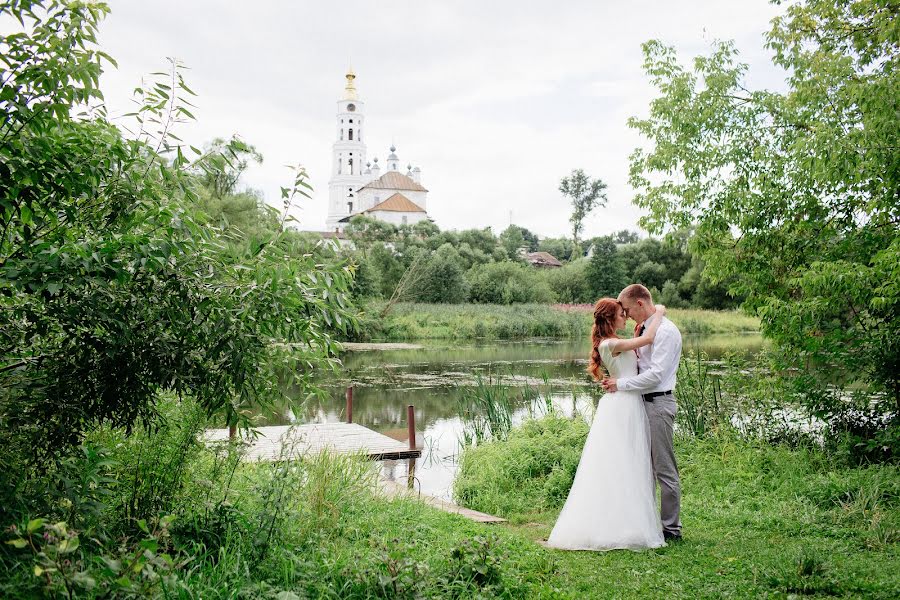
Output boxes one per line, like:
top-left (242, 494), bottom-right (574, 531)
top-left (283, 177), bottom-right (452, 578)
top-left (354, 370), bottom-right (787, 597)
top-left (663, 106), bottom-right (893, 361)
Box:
top-left (344, 214), bottom-right (398, 251)
top-left (543, 258), bottom-right (592, 304)
top-left (456, 374), bottom-right (534, 445)
top-left (538, 236), bottom-right (581, 262)
top-left (455, 416), bottom-right (591, 519)
top-left (499, 224), bottom-right (538, 258)
top-left (5, 515), bottom-right (184, 598)
top-left (196, 136), bottom-right (264, 199)
top-left (457, 227), bottom-right (498, 257)
top-left (0, 0), bottom-right (355, 473)
top-left (618, 236), bottom-right (692, 293)
top-left (659, 280), bottom-right (686, 308)
top-left (358, 302), bottom-right (760, 341)
top-left (349, 253), bottom-right (383, 299)
top-left (675, 350), bottom-right (725, 437)
top-left (559, 168), bottom-right (608, 245)
top-left (585, 235), bottom-right (628, 299)
top-left (466, 261), bottom-right (554, 304)
top-left (414, 243), bottom-right (468, 303)
top-left (628, 0), bottom-right (900, 447)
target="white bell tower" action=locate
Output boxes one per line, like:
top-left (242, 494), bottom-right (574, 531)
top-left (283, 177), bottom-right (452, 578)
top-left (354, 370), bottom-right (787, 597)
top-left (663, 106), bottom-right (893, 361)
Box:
top-left (326, 69), bottom-right (368, 231)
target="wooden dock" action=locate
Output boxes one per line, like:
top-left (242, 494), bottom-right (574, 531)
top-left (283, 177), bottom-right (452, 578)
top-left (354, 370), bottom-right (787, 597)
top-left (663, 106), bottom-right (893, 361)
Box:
top-left (204, 423), bottom-right (421, 462)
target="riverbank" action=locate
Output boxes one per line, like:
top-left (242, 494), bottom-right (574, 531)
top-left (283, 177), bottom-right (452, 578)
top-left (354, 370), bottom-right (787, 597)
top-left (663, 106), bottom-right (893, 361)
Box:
top-left (5, 401), bottom-right (896, 598)
top-left (355, 303), bottom-right (761, 341)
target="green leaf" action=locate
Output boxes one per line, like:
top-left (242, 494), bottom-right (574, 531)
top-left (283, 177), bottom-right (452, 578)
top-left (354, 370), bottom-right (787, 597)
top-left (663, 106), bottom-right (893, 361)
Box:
top-left (6, 539), bottom-right (28, 549)
top-left (26, 518), bottom-right (45, 534)
top-left (58, 536), bottom-right (79, 554)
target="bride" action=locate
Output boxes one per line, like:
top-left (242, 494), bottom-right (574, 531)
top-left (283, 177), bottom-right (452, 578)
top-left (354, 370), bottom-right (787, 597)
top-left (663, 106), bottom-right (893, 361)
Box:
top-left (547, 298), bottom-right (665, 551)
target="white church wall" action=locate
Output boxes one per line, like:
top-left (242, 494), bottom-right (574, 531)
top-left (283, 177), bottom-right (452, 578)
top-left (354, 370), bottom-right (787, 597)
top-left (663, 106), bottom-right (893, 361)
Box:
top-left (368, 211), bottom-right (429, 226)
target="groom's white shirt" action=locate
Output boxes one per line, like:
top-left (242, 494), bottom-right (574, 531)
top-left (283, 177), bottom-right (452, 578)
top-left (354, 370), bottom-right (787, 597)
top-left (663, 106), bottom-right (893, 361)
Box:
top-left (617, 313), bottom-right (682, 394)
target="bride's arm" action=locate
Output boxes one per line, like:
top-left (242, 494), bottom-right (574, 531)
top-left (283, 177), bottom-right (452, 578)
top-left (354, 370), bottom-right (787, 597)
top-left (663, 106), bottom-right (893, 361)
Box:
top-left (606, 305), bottom-right (666, 355)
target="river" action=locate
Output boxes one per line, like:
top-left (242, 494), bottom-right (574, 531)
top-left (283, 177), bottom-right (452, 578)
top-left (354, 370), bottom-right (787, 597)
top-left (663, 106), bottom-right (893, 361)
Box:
top-left (276, 334), bottom-right (765, 502)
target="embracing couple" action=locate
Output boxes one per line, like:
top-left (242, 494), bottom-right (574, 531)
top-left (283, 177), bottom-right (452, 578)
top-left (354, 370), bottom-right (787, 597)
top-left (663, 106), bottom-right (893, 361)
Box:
top-left (547, 284), bottom-right (683, 550)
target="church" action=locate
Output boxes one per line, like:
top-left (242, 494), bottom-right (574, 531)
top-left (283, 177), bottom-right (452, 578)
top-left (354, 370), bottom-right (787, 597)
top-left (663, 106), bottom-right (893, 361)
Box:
top-left (326, 69), bottom-right (431, 232)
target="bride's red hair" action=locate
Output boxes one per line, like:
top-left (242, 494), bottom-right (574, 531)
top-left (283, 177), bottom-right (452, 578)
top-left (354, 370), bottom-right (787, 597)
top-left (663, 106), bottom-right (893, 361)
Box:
top-left (587, 298), bottom-right (621, 381)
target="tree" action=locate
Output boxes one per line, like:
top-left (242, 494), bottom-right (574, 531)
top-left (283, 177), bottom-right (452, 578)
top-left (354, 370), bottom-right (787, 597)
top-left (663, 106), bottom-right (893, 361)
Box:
top-left (628, 0), bottom-right (899, 457)
top-left (538, 237), bottom-right (579, 262)
top-left (409, 219), bottom-right (440, 240)
top-left (507, 224), bottom-right (540, 252)
top-left (559, 169), bottom-right (608, 245)
top-left (458, 228), bottom-right (499, 257)
top-left (345, 215), bottom-right (398, 250)
top-left (618, 238), bottom-right (690, 290)
top-left (416, 243), bottom-right (468, 303)
top-left (198, 136), bottom-right (263, 198)
top-left (466, 262), bottom-right (553, 304)
top-left (586, 236), bottom-right (628, 299)
top-left (499, 225), bottom-right (526, 260)
top-left (0, 1), bottom-right (356, 469)
top-left (612, 230), bottom-right (640, 245)
top-left (544, 259), bottom-right (592, 303)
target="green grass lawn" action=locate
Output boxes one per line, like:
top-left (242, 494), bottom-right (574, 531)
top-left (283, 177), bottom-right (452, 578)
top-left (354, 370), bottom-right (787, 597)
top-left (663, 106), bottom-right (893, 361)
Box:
top-left (179, 422), bottom-right (900, 598)
top-left (7, 411), bottom-right (895, 598)
top-left (445, 418), bottom-right (900, 598)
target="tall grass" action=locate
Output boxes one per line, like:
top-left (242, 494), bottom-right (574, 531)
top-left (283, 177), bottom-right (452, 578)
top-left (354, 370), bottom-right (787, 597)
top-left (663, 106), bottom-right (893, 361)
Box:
top-left (456, 373), bottom-right (536, 445)
top-left (676, 349), bottom-right (725, 437)
top-left (356, 302), bottom-right (760, 341)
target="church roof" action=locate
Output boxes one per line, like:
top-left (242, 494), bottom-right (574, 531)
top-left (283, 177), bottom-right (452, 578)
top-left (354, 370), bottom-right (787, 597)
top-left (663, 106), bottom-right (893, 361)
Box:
top-left (365, 193), bottom-right (426, 213)
top-left (358, 170), bottom-right (428, 193)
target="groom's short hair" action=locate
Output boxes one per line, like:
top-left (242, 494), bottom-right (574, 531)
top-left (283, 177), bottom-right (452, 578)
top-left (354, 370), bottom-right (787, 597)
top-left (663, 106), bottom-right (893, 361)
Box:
top-left (620, 284), bottom-right (652, 303)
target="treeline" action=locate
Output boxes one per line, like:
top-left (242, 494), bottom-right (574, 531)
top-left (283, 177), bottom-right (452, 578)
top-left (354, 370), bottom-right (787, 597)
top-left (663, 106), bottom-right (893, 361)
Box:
top-left (345, 217), bottom-right (739, 308)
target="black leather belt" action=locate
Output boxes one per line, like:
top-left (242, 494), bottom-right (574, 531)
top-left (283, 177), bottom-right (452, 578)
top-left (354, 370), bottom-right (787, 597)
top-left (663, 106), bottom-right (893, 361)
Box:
top-left (642, 390), bottom-right (673, 402)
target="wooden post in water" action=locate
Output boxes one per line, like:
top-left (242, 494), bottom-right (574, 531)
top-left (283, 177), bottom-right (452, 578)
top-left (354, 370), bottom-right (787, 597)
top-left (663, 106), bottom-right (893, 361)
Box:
top-left (345, 386), bottom-right (353, 424)
top-left (407, 457), bottom-right (416, 490)
top-left (407, 405), bottom-right (416, 451)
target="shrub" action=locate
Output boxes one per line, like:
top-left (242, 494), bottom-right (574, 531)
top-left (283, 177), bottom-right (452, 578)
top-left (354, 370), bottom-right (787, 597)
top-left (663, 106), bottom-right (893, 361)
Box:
top-left (466, 261), bottom-right (554, 304)
top-left (453, 416), bottom-right (589, 518)
top-left (415, 243), bottom-right (468, 303)
top-left (543, 259), bottom-right (592, 304)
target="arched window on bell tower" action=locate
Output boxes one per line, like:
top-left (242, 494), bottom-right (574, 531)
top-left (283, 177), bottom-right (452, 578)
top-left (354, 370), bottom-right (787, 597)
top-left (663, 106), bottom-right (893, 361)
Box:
top-left (348, 129), bottom-right (353, 141)
top-left (340, 129), bottom-right (343, 141)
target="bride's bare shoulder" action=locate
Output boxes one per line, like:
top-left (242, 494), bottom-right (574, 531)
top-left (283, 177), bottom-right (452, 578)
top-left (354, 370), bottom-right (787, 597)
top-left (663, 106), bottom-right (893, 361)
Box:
top-left (598, 337), bottom-right (622, 356)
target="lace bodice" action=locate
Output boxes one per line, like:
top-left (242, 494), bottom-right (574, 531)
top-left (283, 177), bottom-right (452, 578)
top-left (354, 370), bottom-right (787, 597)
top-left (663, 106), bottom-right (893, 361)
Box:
top-left (599, 339), bottom-right (639, 379)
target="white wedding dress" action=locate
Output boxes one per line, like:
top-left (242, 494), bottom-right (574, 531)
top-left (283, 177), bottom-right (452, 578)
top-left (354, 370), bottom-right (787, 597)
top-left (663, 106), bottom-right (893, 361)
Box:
top-left (547, 340), bottom-right (664, 550)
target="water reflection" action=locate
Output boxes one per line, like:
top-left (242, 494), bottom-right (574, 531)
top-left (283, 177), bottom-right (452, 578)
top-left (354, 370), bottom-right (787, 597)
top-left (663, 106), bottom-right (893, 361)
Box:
top-left (273, 335), bottom-right (765, 501)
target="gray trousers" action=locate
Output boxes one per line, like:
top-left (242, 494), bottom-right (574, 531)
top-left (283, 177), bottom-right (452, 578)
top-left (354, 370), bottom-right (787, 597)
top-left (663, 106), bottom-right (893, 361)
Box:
top-left (644, 394), bottom-right (681, 535)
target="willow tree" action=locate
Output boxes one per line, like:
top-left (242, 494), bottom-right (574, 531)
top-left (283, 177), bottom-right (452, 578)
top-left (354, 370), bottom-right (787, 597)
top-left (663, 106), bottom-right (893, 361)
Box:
top-left (628, 0), bottom-right (899, 457)
top-left (0, 0), bottom-right (356, 472)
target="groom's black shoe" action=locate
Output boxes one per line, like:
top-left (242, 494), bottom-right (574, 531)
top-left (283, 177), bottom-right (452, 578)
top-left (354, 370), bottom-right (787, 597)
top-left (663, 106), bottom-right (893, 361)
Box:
top-left (663, 532), bottom-right (683, 543)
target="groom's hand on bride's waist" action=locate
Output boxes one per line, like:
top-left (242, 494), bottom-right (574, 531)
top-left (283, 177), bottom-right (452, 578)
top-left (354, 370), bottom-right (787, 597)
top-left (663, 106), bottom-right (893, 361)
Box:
top-left (601, 378), bottom-right (618, 392)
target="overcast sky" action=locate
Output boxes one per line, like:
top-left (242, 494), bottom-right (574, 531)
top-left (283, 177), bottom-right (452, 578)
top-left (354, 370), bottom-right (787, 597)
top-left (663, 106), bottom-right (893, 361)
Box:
top-left (96, 1), bottom-right (786, 238)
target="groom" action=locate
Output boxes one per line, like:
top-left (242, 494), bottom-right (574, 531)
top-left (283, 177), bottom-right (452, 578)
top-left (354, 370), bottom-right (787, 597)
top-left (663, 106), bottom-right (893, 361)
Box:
top-left (601, 284), bottom-right (683, 542)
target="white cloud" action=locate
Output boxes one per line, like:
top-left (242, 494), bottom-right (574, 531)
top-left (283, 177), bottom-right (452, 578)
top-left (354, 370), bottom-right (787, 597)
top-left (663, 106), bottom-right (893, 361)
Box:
top-left (98, 0), bottom-right (786, 237)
